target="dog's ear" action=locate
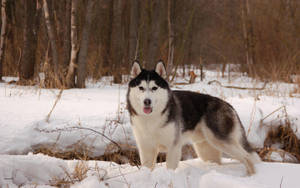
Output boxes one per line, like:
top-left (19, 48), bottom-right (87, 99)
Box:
top-left (155, 60), bottom-right (167, 78)
top-left (130, 60), bottom-right (142, 78)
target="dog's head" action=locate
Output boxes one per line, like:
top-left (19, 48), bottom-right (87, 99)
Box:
top-left (127, 60), bottom-right (170, 116)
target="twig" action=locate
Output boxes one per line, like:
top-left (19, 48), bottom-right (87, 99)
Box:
top-left (260, 106), bottom-right (285, 124)
top-left (70, 126), bottom-right (122, 151)
top-left (208, 80), bottom-right (268, 90)
top-left (280, 176), bottom-right (284, 188)
top-left (46, 88), bottom-right (63, 122)
top-left (95, 163), bottom-right (108, 181)
top-left (59, 165), bottom-right (74, 184)
top-left (118, 166), bottom-right (130, 187)
top-left (104, 169), bottom-right (141, 181)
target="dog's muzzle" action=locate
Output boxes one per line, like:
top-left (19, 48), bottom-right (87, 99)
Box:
top-left (143, 99), bottom-right (152, 114)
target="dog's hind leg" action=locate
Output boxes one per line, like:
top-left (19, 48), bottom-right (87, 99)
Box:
top-left (192, 141), bottom-right (221, 164)
top-left (220, 141), bottom-right (256, 175)
top-left (201, 126), bottom-right (256, 175)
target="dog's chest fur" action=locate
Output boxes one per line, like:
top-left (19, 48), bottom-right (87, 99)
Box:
top-left (131, 114), bottom-right (177, 151)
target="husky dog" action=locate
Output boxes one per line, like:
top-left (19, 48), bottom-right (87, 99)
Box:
top-left (127, 60), bottom-right (260, 175)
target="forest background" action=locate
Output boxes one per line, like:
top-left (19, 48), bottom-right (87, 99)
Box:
top-left (0, 0), bottom-right (299, 88)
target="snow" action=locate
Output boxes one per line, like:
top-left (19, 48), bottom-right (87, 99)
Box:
top-left (1, 154), bottom-right (300, 188)
top-left (1, 70), bottom-right (300, 187)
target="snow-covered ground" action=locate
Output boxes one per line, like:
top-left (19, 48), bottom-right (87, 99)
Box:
top-left (1, 70), bottom-right (300, 187)
top-left (1, 154), bottom-right (299, 188)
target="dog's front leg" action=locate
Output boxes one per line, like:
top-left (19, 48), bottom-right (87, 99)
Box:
top-left (166, 145), bottom-right (182, 170)
top-left (133, 127), bottom-right (158, 169)
top-left (138, 145), bottom-right (158, 169)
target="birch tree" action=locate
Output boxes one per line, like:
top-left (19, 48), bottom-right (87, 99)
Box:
top-left (66, 0), bottom-right (78, 88)
top-left (43, 0), bottom-right (60, 86)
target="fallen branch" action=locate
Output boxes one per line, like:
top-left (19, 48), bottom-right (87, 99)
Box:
top-left (173, 82), bottom-right (190, 85)
top-left (36, 126), bottom-right (122, 152)
top-left (36, 126), bottom-right (143, 168)
top-left (208, 80), bottom-right (268, 90)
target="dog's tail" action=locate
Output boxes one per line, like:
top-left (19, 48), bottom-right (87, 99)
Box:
top-left (240, 133), bottom-right (261, 163)
top-left (237, 115), bottom-right (262, 164)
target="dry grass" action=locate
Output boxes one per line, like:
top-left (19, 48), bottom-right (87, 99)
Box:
top-left (258, 107), bottom-right (300, 163)
top-left (294, 77), bottom-right (300, 94)
top-left (33, 142), bottom-right (197, 168)
top-left (259, 124), bottom-right (300, 162)
top-left (50, 161), bottom-right (89, 187)
top-left (33, 143), bottom-right (90, 161)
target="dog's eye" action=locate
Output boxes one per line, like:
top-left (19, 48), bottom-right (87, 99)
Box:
top-left (152, 87), bottom-right (158, 91)
top-left (138, 86), bottom-right (144, 91)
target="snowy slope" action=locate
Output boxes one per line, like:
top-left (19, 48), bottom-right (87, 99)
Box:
top-left (1, 70), bottom-right (300, 187)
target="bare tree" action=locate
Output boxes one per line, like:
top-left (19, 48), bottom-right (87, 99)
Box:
top-left (43, 0), bottom-right (60, 86)
top-left (129, 0), bottom-right (140, 61)
top-left (52, 0), bottom-right (70, 69)
top-left (19, 0), bottom-right (41, 82)
top-left (146, 0), bottom-right (163, 69)
top-left (0, 0), bottom-right (7, 81)
top-left (1, 0), bottom-right (299, 85)
top-left (111, 0), bottom-right (124, 83)
top-left (62, 0), bottom-right (71, 68)
top-left (241, 0), bottom-right (256, 77)
top-left (99, 0), bottom-right (113, 77)
top-left (66, 0), bottom-right (78, 88)
top-left (167, 0), bottom-right (175, 79)
top-left (77, 0), bottom-right (96, 88)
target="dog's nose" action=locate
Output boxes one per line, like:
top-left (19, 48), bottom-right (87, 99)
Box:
top-left (144, 99), bottom-right (151, 106)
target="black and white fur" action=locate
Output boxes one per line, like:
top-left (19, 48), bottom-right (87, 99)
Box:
top-left (127, 60), bottom-right (260, 175)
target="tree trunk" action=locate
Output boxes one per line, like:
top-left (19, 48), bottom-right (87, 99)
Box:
top-left (19, 0), bottom-right (40, 82)
top-left (76, 0), bottom-right (96, 88)
top-left (111, 0), bottom-right (123, 84)
top-left (199, 57), bottom-right (204, 81)
top-left (62, 0), bottom-right (71, 68)
top-left (99, 0), bottom-right (113, 76)
top-left (167, 0), bottom-right (174, 79)
top-left (0, 0), bottom-right (7, 81)
top-left (146, 0), bottom-right (163, 69)
top-left (241, 0), bottom-right (255, 77)
top-left (129, 0), bottom-right (140, 61)
top-left (43, 0), bottom-right (60, 86)
top-left (66, 0), bottom-right (78, 88)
